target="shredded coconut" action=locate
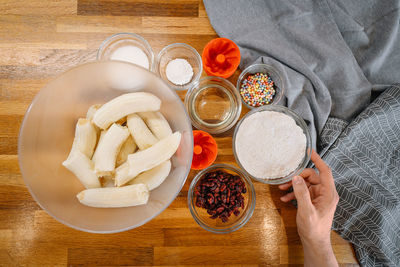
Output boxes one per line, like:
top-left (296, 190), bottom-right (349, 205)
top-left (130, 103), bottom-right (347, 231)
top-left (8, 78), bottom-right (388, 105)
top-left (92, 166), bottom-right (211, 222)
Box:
top-left (110, 46), bottom-right (150, 70)
top-left (235, 111), bottom-right (306, 179)
top-left (165, 58), bottom-right (193, 85)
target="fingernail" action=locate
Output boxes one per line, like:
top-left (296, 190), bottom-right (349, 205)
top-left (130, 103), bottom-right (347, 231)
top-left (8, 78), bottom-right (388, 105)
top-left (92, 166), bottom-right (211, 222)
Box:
top-left (293, 176), bottom-right (302, 184)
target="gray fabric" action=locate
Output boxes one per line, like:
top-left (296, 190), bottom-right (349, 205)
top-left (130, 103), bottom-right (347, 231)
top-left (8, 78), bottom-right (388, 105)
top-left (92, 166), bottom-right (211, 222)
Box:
top-left (326, 1), bottom-right (400, 90)
top-left (203, 0), bottom-right (400, 266)
top-left (203, 0), bottom-right (400, 150)
top-left (321, 85), bottom-right (400, 267)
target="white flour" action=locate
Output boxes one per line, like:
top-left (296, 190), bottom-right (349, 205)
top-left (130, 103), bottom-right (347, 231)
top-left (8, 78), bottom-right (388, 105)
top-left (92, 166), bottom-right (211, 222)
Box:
top-left (235, 111), bottom-right (306, 179)
top-left (166, 58), bottom-right (193, 85)
top-left (110, 46), bottom-right (150, 70)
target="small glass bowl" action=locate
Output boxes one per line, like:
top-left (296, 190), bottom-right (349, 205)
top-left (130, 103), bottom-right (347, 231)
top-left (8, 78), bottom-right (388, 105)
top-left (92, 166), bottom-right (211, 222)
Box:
top-left (185, 76), bottom-right (242, 134)
top-left (188, 164), bottom-right (256, 234)
top-left (156, 43), bottom-right (202, 90)
top-left (97, 33), bottom-right (155, 71)
top-left (233, 105), bottom-right (312, 185)
top-left (236, 63), bottom-right (285, 109)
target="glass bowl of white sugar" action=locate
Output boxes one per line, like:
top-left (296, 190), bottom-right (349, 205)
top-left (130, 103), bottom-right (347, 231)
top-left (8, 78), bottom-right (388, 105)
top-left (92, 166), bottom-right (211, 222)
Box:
top-left (233, 105), bottom-right (311, 185)
top-left (156, 43), bottom-right (202, 90)
top-left (97, 33), bottom-right (155, 71)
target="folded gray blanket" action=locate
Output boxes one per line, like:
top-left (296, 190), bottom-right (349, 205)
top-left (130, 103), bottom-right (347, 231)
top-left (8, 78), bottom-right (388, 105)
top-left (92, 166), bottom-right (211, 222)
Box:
top-left (204, 0), bottom-right (400, 266)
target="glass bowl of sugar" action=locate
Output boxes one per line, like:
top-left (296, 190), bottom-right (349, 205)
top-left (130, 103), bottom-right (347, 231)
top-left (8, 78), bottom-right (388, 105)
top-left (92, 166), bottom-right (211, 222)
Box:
top-left (233, 105), bottom-right (312, 185)
top-left (97, 33), bottom-right (155, 71)
top-left (156, 43), bottom-right (202, 91)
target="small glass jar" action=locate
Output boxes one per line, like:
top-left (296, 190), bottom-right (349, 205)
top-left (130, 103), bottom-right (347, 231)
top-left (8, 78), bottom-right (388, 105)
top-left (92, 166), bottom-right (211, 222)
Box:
top-left (97, 33), bottom-right (155, 71)
top-left (185, 76), bottom-right (242, 134)
top-left (156, 43), bottom-right (202, 90)
top-left (233, 105), bottom-right (312, 185)
top-left (236, 63), bottom-right (285, 109)
top-left (188, 164), bottom-right (256, 234)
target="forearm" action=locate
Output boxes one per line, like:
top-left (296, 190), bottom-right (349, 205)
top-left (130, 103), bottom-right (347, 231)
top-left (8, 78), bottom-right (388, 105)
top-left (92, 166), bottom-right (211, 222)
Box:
top-left (302, 239), bottom-right (338, 267)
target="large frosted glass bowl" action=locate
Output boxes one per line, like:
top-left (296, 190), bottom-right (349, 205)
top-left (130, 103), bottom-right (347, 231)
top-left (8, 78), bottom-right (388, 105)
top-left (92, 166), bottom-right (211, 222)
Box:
top-left (18, 61), bottom-right (193, 233)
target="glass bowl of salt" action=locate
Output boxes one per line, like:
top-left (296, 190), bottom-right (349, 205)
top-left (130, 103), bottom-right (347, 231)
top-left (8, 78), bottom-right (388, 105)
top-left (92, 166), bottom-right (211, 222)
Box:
top-left (156, 43), bottom-right (202, 91)
top-left (97, 33), bottom-right (155, 71)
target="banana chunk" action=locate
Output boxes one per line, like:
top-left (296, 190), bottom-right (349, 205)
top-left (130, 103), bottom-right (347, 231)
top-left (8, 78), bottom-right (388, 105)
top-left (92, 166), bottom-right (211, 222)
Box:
top-left (115, 161), bottom-right (130, 185)
top-left (62, 150), bottom-right (101, 189)
top-left (94, 123), bottom-right (129, 176)
top-left (67, 118), bottom-right (97, 159)
top-left (127, 114), bottom-right (158, 150)
top-left (116, 135), bottom-right (137, 167)
top-left (86, 104), bottom-right (102, 121)
top-left (115, 132), bottom-right (181, 186)
top-left (138, 111), bottom-right (172, 140)
top-left (86, 104), bottom-right (102, 138)
top-left (92, 130), bottom-right (106, 163)
top-left (76, 184), bottom-right (149, 208)
top-left (93, 92), bottom-right (161, 130)
top-left (129, 160), bottom-right (171, 190)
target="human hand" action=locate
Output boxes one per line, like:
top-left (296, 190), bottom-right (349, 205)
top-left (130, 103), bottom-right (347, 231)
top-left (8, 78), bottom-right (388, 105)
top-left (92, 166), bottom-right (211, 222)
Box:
top-left (279, 150), bottom-right (339, 267)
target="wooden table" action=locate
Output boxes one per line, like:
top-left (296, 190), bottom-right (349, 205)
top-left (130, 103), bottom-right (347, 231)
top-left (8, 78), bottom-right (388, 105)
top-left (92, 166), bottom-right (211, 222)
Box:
top-left (0, 0), bottom-right (359, 265)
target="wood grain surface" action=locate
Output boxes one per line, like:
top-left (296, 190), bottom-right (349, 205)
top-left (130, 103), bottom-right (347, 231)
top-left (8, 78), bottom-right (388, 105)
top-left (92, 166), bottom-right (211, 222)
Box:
top-left (0, 0), bottom-right (359, 266)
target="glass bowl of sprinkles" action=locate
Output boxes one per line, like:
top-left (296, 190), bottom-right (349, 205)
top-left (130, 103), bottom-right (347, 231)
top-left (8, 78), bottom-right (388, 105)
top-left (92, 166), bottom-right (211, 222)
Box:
top-left (185, 76), bottom-right (242, 134)
top-left (188, 164), bottom-right (256, 234)
top-left (236, 63), bottom-right (285, 109)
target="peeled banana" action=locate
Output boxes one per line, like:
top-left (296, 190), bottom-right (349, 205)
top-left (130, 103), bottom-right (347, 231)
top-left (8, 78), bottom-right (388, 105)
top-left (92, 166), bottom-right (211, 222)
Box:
top-left (76, 184), bottom-right (149, 208)
top-left (92, 130), bottom-right (106, 163)
top-left (94, 123), bottom-right (129, 176)
top-left (92, 92), bottom-right (161, 130)
top-left (115, 132), bottom-right (181, 186)
top-left (116, 135), bottom-right (137, 167)
top-left (67, 118), bottom-right (97, 159)
top-left (129, 160), bottom-right (171, 190)
top-left (62, 149), bottom-right (101, 189)
top-left (86, 104), bottom-right (102, 121)
top-left (114, 161), bottom-right (130, 186)
top-left (127, 114), bottom-right (158, 150)
top-left (138, 111), bottom-right (172, 140)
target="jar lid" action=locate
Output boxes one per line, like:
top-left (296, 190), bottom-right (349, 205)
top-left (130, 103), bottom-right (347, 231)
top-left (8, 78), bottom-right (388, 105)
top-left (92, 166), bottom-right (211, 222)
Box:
top-left (191, 130), bottom-right (218, 170)
top-left (202, 38), bottom-right (241, 78)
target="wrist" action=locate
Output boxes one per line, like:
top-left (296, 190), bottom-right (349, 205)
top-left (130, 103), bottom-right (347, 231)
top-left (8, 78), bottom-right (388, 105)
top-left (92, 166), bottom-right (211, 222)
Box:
top-left (302, 238), bottom-right (338, 267)
top-left (301, 236), bottom-right (332, 251)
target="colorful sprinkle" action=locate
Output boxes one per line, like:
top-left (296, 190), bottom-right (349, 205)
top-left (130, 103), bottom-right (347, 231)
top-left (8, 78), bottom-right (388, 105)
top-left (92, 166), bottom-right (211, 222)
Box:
top-left (239, 72), bottom-right (276, 107)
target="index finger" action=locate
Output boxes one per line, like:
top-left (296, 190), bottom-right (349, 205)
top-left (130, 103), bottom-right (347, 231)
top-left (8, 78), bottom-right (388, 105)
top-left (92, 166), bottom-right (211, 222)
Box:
top-left (310, 150), bottom-right (331, 175)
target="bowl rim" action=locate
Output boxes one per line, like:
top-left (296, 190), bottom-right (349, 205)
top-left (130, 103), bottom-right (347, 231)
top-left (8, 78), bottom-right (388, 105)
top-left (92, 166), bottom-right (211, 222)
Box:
top-left (17, 60), bottom-right (193, 233)
top-left (187, 163), bottom-right (256, 234)
top-left (232, 105), bottom-right (312, 185)
top-left (96, 32), bottom-right (155, 72)
top-left (184, 75), bottom-right (242, 134)
top-left (156, 42), bottom-right (203, 91)
top-left (236, 63), bottom-right (285, 109)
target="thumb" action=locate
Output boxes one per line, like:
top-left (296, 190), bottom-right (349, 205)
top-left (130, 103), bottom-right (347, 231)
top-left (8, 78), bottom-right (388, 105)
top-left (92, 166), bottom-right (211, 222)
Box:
top-left (292, 176), bottom-right (313, 212)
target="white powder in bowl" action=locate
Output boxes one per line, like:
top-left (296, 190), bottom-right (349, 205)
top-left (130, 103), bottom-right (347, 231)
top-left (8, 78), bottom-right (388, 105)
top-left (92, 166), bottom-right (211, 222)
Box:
top-left (165, 58), bottom-right (193, 85)
top-left (110, 46), bottom-right (150, 70)
top-left (235, 111), bottom-right (306, 179)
